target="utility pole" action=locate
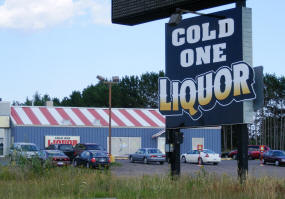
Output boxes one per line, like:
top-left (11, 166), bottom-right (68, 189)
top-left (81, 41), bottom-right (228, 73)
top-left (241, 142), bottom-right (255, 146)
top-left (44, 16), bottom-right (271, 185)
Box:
top-left (97, 75), bottom-right (119, 159)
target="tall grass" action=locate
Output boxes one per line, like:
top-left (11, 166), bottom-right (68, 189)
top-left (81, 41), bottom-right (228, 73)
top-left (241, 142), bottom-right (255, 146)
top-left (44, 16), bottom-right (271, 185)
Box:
top-left (0, 163), bottom-right (285, 199)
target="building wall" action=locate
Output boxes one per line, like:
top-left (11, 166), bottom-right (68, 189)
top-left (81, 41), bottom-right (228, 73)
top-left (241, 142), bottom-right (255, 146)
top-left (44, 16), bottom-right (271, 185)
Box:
top-left (181, 128), bottom-right (221, 154)
top-left (0, 128), bottom-right (11, 156)
top-left (12, 126), bottom-right (162, 150)
top-left (11, 126), bottom-right (221, 154)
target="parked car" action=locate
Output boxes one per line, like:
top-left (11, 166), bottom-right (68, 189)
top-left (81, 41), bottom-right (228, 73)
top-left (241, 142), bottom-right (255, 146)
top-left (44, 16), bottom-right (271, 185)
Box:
top-left (73, 150), bottom-right (110, 169)
top-left (181, 149), bottom-right (221, 165)
top-left (228, 145), bottom-right (270, 160)
top-left (46, 144), bottom-right (75, 160)
top-left (39, 150), bottom-right (70, 166)
top-left (129, 148), bottom-right (166, 164)
top-left (73, 143), bottom-right (105, 158)
top-left (263, 150), bottom-right (285, 166)
top-left (221, 151), bottom-right (230, 158)
top-left (9, 142), bottom-right (40, 161)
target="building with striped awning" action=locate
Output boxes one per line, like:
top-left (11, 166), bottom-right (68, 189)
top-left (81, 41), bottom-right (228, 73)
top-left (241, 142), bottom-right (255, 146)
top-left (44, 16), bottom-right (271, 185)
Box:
top-left (0, 102), bottom-right (221, 157)
top-left (11, 106), bottom-right (165, 128)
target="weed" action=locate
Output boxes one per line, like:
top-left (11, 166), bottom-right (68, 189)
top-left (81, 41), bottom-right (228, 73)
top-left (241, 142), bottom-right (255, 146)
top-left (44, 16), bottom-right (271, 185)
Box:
top-left (0, 164), bottom-right (285, 199)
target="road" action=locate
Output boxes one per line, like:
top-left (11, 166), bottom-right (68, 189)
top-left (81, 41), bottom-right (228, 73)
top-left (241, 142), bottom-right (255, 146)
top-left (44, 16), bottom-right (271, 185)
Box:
top-left (111, 159), bottom-right (285, 178)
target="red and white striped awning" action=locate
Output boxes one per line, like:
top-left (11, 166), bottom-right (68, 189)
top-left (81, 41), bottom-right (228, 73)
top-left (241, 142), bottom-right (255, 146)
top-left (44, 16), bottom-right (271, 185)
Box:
top-left (11, 106), bottom-right (165, 128)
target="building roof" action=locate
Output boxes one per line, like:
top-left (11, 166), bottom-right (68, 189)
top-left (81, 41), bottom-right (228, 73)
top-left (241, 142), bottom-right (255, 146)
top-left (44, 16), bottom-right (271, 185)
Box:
top-left (11, 106), bottom-right (165, 128)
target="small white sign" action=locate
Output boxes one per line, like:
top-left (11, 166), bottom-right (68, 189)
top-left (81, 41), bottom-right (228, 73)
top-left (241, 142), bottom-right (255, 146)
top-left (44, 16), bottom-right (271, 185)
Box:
top-left (45, 136), bottom-right (80, 148)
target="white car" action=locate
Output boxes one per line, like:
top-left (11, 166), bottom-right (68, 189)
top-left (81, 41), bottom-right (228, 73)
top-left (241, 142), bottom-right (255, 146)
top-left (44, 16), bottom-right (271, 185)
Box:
top-left (9, 142), bottom-right (40, 161)
top-left (181, 149), bottom-right (221, 165)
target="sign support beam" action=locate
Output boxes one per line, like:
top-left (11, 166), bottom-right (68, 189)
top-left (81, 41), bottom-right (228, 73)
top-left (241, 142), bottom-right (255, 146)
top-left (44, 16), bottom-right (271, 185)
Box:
top-left (235, 0), bottom-right (248, 184)
top-left (171, 129), bottom-right (181, 177)
top-left (166, 129), bottom-right (181, 178)
top-left (235, 124), bottom-right (248, 183)
top-left (236, 0), bottom-right (246, 7)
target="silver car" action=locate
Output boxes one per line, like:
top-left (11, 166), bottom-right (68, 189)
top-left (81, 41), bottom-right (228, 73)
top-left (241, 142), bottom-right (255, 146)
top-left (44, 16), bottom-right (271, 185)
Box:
top-left (9, 142), bottom-right (40, 160)
top-left (129, 148), bottom-right (166, 164)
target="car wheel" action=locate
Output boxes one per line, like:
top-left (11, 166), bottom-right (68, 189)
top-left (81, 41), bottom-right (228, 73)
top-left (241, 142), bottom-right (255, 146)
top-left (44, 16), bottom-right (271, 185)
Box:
top-left (275, 160), bottom-right (280, 166)
top-left (213, 162), bottom-right (218, 165)
top-left (73, 160), bottom-right (78, 167)
top-left (129, 156), bottom-right (134, 163)
top-left (160, 161), bottom-right (164, 165)
top-left (181, 156), bottom-right (186, 163)
top-left (143, 157), bottom-right (148, 164)
top-left (198, 158), bottom-right (203, 165)
top-left (233, 154), bottom-right (237, 160)
top-left (248, 155), bottom-right (252, 160)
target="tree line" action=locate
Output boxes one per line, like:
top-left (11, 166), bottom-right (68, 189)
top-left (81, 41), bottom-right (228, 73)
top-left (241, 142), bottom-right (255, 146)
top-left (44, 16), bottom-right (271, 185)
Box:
top-left (14, 71), bottom-right (164, 108)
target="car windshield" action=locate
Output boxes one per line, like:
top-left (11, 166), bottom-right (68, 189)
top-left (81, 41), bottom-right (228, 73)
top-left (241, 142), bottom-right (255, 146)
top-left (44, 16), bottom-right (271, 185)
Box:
top-left (148, 149), bottom-right (162, 154)
top-left (47, 151), bottom-right (65, 157)
top-left (21, 145), bottom-right (38, 151)
top-left (86, 145), bottom-right (104, 150)
top-left (59, 144), bottom-right (73, 150)
top-left (203, 149), bottom-right (215, 154)
top-left (274, 151), bottom-right (285, 156)
top-left (92, 152), bottom-right (107, 157)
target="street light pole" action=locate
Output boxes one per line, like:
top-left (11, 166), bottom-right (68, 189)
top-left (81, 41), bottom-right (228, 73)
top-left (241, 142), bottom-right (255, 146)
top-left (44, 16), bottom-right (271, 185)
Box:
top-left (108, 82), bottom-right (112, 155)
top-left (97, 75), bottom-right (119, 158)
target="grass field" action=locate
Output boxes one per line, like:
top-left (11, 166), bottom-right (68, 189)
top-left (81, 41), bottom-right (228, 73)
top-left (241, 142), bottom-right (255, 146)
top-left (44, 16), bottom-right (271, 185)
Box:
top-left (0, 162), bottom-right (285, 199)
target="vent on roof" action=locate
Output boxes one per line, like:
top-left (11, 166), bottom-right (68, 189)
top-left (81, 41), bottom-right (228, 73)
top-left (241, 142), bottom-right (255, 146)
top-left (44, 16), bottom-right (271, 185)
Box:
top-left (93, 119), bottom-right (101, 126)
top-left (0, 101), bottom-right (10, 116)
top-left (61, 119), bottom-right (72, 125)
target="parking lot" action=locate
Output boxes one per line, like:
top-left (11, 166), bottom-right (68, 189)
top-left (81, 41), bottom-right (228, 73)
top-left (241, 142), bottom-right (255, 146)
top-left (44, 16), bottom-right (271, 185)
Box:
top-left (1, 157), bottom-right (284, 178)
top-left (111, 159), bottom-right (285, 178)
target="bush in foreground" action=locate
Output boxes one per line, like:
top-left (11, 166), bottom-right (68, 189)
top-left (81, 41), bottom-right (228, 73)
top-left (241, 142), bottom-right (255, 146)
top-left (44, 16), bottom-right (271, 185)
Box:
top-left (0, 165), bottom-right (285, 199)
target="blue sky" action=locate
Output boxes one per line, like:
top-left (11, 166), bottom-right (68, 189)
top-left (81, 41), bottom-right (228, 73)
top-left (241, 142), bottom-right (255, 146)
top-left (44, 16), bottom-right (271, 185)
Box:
top-left (0, 0), bottom-right (284, 103)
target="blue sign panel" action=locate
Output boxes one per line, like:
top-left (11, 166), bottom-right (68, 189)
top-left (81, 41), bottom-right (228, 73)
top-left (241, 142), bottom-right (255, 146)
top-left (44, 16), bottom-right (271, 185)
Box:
top-left (159, 7), bottom-right (256, 128)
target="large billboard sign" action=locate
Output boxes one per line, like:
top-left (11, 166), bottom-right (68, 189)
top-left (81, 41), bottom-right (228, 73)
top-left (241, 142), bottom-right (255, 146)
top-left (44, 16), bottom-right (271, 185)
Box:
top-left (112, 0), bottom-right (237, 25)
top-left (159, 7), bottom-right (256, 128)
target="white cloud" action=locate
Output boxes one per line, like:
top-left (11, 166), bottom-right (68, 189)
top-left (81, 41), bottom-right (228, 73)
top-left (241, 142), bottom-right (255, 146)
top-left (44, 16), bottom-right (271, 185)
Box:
top-left (0, 0), bottom-right (110, 30)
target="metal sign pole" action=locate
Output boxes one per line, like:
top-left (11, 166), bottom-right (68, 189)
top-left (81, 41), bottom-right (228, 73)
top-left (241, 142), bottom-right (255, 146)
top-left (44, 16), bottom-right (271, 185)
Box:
top-left (167, 129), bottom-right (181, 177)
top-left (174, 129), bottom-right (181, 177)
top-left (235, 0), bottom-right (248, 184)
top-left (235, 124), bottom-right (248, 183)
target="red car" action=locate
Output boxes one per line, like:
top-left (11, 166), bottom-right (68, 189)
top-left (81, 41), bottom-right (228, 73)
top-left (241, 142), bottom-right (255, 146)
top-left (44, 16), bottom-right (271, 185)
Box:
top-left (263, 150), bottom-right (285, 166)
top-left (40, 150), bottom-right (70, 166)
top-left (228, 145), bottom-right (270, 160)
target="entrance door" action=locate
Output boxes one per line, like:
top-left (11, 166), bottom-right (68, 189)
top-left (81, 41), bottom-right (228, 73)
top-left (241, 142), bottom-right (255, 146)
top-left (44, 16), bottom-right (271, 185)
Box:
top-left (108, 137), bottom-right (141, 157)
top-left (157, 137), bottom-right (165, 154)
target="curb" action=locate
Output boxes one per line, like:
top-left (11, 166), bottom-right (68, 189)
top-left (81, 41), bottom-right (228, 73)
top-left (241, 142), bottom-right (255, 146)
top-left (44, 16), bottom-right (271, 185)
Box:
top-left (114, 157), bottom-right (129, 160)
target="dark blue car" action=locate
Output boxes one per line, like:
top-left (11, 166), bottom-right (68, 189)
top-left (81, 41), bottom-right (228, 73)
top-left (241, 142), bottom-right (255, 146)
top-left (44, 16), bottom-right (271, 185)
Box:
top-left (263, 150), bottom-right (285, 166)
top-left (73, 150), bottom-right (110, 169)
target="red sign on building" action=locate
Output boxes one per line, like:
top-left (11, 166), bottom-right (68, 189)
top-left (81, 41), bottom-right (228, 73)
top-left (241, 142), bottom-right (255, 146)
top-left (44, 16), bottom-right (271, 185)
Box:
top-left (45, 136), bottom-right (80, 147)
